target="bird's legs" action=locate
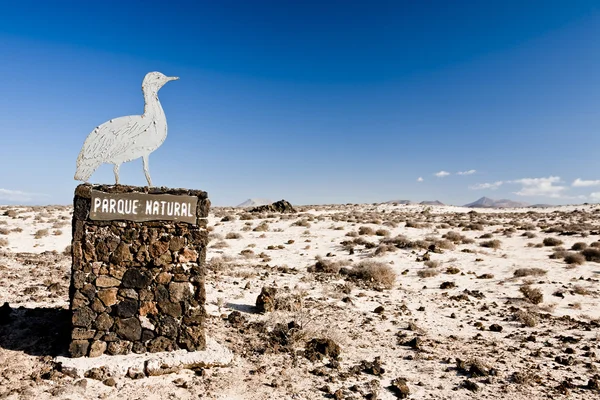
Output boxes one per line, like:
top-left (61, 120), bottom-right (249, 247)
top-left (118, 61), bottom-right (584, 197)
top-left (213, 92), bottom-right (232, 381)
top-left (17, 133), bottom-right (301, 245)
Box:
top-left (143, 156), bottom-right (153, 187)
top-left (113, 164), bottom-right (120, 185)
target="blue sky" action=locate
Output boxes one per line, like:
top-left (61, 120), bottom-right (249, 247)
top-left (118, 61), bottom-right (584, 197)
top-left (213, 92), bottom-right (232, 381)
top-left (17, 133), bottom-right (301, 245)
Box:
top-left (1, 1), bottom-right (600, 206)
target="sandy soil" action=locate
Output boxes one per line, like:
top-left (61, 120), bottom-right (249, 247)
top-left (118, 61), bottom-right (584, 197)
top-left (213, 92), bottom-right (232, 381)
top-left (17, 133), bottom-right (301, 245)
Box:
top-left (0, 202), bottom-right (599, 399)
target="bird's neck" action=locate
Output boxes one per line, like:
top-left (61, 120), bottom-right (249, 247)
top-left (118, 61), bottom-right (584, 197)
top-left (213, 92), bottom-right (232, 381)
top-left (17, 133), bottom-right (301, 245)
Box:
top-left (143, 91), bottom-right (165, 119)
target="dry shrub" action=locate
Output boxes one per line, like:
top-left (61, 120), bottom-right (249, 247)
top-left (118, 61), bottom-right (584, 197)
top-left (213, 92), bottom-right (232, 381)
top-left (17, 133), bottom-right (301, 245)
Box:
top-left (446, 266), bottom-right (460, 274)
top-left (480, 239), bottom-right (501, 249)
top-left (417, 268), bottom-right (439, 278)
top-left (581, 247), bottom-right (600, 262)
top-left (442, 231), bottom-right (465, 243)
top-left (549, 249), bottom-right (568, 259)
top-left (522, 232), bottom-right (537, 239)
top-left (345, 261), bottom-right (396, 289)
top-left (381, 235), bottom-right (412, 248)
top-left (225, 232), bottom-right (242, 239)
top-left (34, 229), bottom-right (49, 239)
top-left (572, 285), bottom-right (591, 296)
top-left (479, 233), bottom-right (493, 239)
top-left (520, 285), bottom-right (543, 304)
top-left (358, 226), bottom-right (375, 235)
top-left (515, 309), bottom-right (538, 327)
top-left (590, 241), bottom-right (600, 248)
top-left (375, 228), bottom-right (390, 237)
top-left (308, 257), bottom-right (350, 274)
top-left (564, 253), bottom-right (585, 265)
top-left (240, 249), bottom-right (255, 258)
top-left (571, 242), bottom-right (588, 251)
top-left (292, 219), bottom-right (311, 228)
top-left (543, 237), bottom-right (563, 246)
top-left (434, 239), bottom-right (455, 251)
top-left (53, 230), bottom-right (63, 236)
top-left (345, 231), bottom-right (359, 238)
top-left (0, 228), bottom-right (9, 235)
top-left (0, 238), bottom-right (8, 248)
top-left (253, 222), bottom-right (269, 232)
top-left (424, 260), bottom-right (439, 268)
top-left (211, 240), bottom-right (229, 249)
top-left (373, 244), bottom-right (397, 256)
top-left (513, 268), bottom-right (547, 277)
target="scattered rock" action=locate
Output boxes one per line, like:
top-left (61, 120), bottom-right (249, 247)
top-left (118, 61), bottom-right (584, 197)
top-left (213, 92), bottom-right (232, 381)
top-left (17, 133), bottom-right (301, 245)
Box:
top-left (227, 311), bottom-right (246, 327)
top-left (305, 338), bottom-right (341, 362)
top-left (250, 200), bottom-right (297, 213)
top-left (489, 324), bottom-right (503, 332)
top-left (256, 286), bottom-right (277, 313)
top-left (440, 281), bottom-right (456, 290)
top-left (390, 377), bottom-right (410, 398)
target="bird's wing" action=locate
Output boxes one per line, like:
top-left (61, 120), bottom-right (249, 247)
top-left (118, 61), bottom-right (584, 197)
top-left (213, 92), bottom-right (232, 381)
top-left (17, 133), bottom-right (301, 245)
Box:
top-left (78, 115), bottom-right (152, 164)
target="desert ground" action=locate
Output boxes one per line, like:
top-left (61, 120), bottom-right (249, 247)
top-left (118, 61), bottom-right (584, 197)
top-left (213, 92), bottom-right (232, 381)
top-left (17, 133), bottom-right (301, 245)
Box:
top-left (0, 202), bottom-right (599, 399)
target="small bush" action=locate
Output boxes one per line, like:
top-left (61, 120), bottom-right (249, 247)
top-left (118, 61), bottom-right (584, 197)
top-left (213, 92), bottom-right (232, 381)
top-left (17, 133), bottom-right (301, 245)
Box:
top-left (308, 257), bottom-right (350, 274)
top-left (571, 242), bottom-right (588, 251)
top-left (515, 309), bottom-right (538, 327)
top-left (442, 231), bottom-right (465, 243)
top-left (358, 226), bottom-right (375, 235)
top-left (479, 233), bottom-right (493, 239)
top-left (513, 268), bottom-right (547, 277)
top-left (543, 237), bottom-right (563, 247)
top-left (34, 229), bottom-right (49, 239)
top-left (581, 247), bottom-right (600, 262)
top-left (345, 261), bottom-right (396, 289)
top-left (520, 285), bottom-right (543, 304)
top-left (564, 253), bottom-right (585, 265)
top-left (424, 260), bottom-right (440, 268)
top-left (225, 232), bottom-right (242, 239)
top-left (211, 240), bottom-right (229, 249)
top-left (253, 222), bottom-right (269, 232)
top-left (417, 268), bottom-right (439, 278)
top-left (375, 228), bottom-right (390, 237)
top-left (480, 239), bottom-right (501, 249)
top-left (0, 238), bottom-right (8, 248)
top-left (522, 232), bottom-right (537, 239)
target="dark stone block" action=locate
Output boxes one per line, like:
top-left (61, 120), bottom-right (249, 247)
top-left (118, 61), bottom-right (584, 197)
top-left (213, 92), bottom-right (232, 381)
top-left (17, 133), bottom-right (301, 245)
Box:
top-left (148, 336), bottom-right (175, 353)
top-left (157, 315), bottom-right (179, 338)
top-left (115, 317), bottom-right (142, 341)
top-left (110, 241), bottom-right (133, 264)
top-left (70, 340), bottom-right (90, 357)
top-left (121, 269), bottom-right (151, 289)
top-left (72, 306), bottom-right (96, 328)
top-left (95, 312), bottom-right (113, 331)
top-left (158, 301), bottom-right (182, 318)
top-left (141, 329), bottom-right (155, 343)
top-left (116, 299), bottom-right (138, 318)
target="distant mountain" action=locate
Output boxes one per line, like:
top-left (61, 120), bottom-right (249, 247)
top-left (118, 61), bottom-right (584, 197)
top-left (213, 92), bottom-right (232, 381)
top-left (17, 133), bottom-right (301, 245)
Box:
top-left (237, 198), bottom-right (273, 208)
top-left (420, 200), bottom-right (445, 206)
top-left (385, 200), bottom-right (413, 205)
top-left (465, 197), bottom-right (529, 208)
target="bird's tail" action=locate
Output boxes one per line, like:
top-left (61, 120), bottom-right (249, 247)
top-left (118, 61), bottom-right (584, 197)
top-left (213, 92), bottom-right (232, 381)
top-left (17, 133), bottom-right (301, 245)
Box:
top-left (74, 157), bottom-right (100, 182)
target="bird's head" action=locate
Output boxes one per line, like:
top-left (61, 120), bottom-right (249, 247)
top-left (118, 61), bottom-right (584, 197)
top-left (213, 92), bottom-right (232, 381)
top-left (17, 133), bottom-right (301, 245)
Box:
top-left (142, 71), bottom-right (179, 93)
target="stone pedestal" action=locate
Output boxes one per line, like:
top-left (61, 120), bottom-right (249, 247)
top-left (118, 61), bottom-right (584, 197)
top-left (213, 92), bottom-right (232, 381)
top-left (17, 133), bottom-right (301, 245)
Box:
top-left (69, 184), bottom-right (210, 358)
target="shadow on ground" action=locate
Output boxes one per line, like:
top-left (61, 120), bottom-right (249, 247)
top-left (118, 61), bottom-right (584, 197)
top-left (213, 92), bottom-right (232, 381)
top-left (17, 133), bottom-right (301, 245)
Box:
top-left (226, 302), bottom-right (259, 314)
top-left (0, 304), bottom-right (70, 357)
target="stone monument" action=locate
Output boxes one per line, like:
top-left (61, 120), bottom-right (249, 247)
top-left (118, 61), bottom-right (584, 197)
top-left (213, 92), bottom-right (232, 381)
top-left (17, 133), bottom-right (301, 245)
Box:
top-left (69, 184), bottom-right (210, 357)
top-left (67, 72), bottom-right (215, 363)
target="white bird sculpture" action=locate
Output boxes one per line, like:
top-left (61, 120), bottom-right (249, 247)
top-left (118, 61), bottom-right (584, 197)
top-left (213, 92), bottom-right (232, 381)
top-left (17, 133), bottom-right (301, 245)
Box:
top-left (74, 71), bottom-right (179, 186)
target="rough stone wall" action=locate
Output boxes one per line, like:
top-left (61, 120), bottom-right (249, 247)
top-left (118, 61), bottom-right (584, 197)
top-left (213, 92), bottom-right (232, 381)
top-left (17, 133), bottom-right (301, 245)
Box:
top-left (69, 184), bottom-right (210, 357)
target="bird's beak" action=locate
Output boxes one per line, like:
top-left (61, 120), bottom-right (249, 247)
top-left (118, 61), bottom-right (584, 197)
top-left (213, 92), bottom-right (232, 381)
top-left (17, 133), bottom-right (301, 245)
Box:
top-left (167, 76), bottom-right (179, 81)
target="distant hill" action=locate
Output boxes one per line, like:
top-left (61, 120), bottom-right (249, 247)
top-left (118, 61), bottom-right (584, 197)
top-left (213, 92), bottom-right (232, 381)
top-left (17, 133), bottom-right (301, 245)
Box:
top-left (464, 197), bottom-right (529, 208)
top-left (420, 200), bottom-right (445, 206)
top-left (385, 200), bottom-right (413, 205)
top-left (236, 198), bottom-right (273, 208)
